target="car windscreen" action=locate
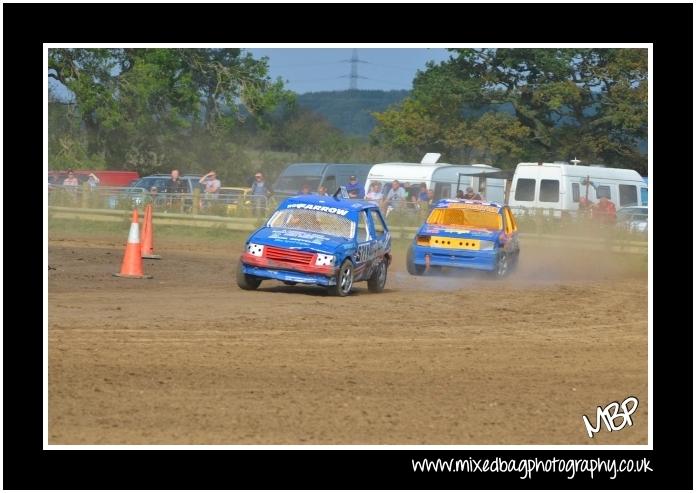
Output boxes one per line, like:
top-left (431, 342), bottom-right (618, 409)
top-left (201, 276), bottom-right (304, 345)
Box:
top-left (267, 209), bottom-right (355, 239)
top-left (273, 176), bottom-right (321, 193)
top-left (427, 207), bottom-right (502, 231)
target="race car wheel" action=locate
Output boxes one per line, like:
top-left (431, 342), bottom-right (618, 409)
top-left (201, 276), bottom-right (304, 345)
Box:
top-left (406, 245), bottom-right (425, 275)
top-left (236, 261), bottom-right (262, 290)
top-left (367, 260), bottom-right (388, 293)
top-left (283, 281), bottom-right (297, 286)
top-left (491, 252), bottom-right (510, 278)
top-left (328, 260), bottom-right (353, 296)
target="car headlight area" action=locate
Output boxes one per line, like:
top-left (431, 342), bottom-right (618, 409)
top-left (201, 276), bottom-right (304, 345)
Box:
top-left (315, 253), bottom-right (336, 266)
top-left (246, 243), bottom-right (264, 257)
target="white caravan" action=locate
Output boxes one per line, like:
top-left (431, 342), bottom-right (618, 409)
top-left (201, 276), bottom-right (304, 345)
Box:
top-left (508, 161), bottom-right (647, 216)
top-left (364, 153), bottom-right (506, 203)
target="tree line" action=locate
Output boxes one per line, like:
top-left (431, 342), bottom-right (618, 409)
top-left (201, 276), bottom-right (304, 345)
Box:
top-left (48, 48), bottom-right (648, 186)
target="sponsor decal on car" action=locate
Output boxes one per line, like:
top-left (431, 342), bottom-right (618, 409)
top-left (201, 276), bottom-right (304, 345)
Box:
top-left (285, 203), bottom-right (349, 216)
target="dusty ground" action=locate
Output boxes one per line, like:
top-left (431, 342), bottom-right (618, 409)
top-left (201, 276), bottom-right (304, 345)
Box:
top-left (48, 229), bottom-right (648, 445)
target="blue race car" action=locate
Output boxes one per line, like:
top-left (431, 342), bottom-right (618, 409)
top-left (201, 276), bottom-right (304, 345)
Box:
top-left (237, 193), bottom-right (392, 296)
top-left (407, 199), bottom-right (520, 278)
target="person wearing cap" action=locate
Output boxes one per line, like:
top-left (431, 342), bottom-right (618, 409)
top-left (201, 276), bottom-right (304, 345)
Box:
top-left (250, 171), bottom-right (271, 216)
top-left (344, 175), bottom-right (364, 199)
top-left (462, 186), bottom-right (482, 201)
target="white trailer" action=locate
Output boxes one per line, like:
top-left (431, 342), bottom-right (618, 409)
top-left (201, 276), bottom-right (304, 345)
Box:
top-left (507, 161), bottom-right (647, 216)
top-left (364, 154), bottom-right (506, 203)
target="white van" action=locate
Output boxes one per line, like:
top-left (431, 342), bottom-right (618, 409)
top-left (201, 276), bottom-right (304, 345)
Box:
top-left (508, 161), bottom-right (647, 216)
top-left (364, 154), bottom-right (506, 203)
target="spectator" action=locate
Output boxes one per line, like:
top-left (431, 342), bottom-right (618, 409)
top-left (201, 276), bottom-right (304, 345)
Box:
top-left (456, 189), bottom-right (465, 199)
top-left (62, 170), bottom-right (79, 187)
top-left (386, 180), bottom-right (407, 203)
top-left (299, 183), bottom-right (312, 195)
top-left (365, 181), bottom-right (384, 204)
top-left (199, 171), bottom-right (221, 195)
top-left (417, 183), bottom-right (429, 202)
top-left (164, 169), bottom-right (187, 194)
top-left (317, 185), bottom-right (329, 197)
top-left (344, 175), bottom-right (364, 199)
top-left (250, 171), bottom-right (271, 216)
top-left (87, 172), bottom-right (100, 190)
top-left (462, 186), bottom-right (483, 201)
top-left (592, 195), bottom-right (616, 224)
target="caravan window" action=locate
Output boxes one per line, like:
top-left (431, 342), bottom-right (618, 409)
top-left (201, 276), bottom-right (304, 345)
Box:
top-left (641, 187), bottom-right (648, 206)
top-left (571, 183), bottom-right (580, 202)
top-left (619, 184), bottom-right (638, 207)
top-left (539, 180), bottom-right (559, 202)
top-left (596, 185), bottom-right (611, 199)
top-left (514, 179), bottom-right (535, 201)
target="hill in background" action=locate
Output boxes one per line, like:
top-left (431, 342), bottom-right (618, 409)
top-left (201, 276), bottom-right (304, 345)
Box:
top-left (297, 89), bottom-right (410, 138)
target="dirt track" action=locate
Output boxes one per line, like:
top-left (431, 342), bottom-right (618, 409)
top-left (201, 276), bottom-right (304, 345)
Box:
top-left (48, 232), bottom-right (648, 444)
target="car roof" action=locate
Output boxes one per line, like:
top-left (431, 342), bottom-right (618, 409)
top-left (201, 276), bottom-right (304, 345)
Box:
top-left (281, 194), bottom-right (380, 212)
top-left (432, 198), bottom-right (504, 211)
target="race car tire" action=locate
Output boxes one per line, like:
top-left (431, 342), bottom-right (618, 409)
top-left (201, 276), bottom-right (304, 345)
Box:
top-left (367, 260), bottom-right (388, 293)
top-left (509, 251), bottom-right (520, 273)
top-left (406, 245), bottom-right (425, 275)
top-left (328, 260), bottom-right (353, 296)
top-left (282, 281), bottom-right (297, 286)
top-left (490, 252), bottom-right (510, 279)
top-left (236, 260), bottom-right (262, 290)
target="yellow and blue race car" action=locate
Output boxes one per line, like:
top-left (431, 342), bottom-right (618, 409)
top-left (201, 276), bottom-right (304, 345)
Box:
top-left (406, 199), bottom-right (520, 278)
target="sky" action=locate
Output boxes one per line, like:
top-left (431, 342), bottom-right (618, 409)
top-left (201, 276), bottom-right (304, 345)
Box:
top-left (48, 48), bottom-right (455, 99)
top-left (245, 48), bottom-right (453, 93)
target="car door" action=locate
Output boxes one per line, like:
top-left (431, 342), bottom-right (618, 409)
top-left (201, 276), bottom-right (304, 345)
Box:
top-left (353, 210), bottom-right (375, 280)
top-left (502, 206), bottom-right (520, 253)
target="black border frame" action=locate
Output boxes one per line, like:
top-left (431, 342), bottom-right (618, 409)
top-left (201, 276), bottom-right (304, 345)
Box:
top-left (4, 2), bottom-right (692, 489)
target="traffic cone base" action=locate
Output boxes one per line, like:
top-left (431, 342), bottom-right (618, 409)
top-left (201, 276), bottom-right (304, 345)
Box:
top-left (114, 209), bottom-right (153, 279)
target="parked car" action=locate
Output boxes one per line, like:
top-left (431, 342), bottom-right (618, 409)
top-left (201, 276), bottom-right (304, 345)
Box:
top-left (216, 187), bottom-right (252, 214)
top-left (236, 192), bottom-right (392, 296)
top-left (616, 206), bottom-right (648, 234)
top-left (272, 163), bottom-right (373, 199)
top-left (128, 174), bottom-right (202, 208)
top-left (407, 198), bottom-right (520, 278)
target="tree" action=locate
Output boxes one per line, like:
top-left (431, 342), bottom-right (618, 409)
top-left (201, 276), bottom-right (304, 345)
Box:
top-left (373, 48), bottom-right (647, 171)
top-left (48, 48), bottom-right (292, 174)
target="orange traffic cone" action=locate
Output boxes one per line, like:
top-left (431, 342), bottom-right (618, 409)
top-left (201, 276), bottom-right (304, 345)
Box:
top-left (113, 209), bottom-right (153, 279)
top-left (141, 203), bottom-right (161, 259)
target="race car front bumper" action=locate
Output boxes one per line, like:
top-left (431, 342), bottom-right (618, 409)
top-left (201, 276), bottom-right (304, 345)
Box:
top-left (240, 253), bottom-right (337, 286)
top-left (411, 245), bottom-right (498, 271)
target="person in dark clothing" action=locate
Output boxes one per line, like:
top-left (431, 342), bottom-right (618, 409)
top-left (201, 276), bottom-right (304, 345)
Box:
top-left (462, 186), bottom-right (482, 201)
top-left (344, 175), bottom-right (364, 199)
top-left (164, 169), bottom-right (187, 194)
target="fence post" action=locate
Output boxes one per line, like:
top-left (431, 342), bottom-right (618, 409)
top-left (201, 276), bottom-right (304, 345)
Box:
top-left (192, 188), bottom-right (200, 215)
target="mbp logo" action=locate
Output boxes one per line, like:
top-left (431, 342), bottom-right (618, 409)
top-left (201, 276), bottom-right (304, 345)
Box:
top-left (582, 396), bottom-right (639, 438)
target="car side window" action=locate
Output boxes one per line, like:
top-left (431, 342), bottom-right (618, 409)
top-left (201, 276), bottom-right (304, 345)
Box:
top-left (357, 211), bottom-right (370, 242)
top-left (370, 209), bottom-right (386, 238)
